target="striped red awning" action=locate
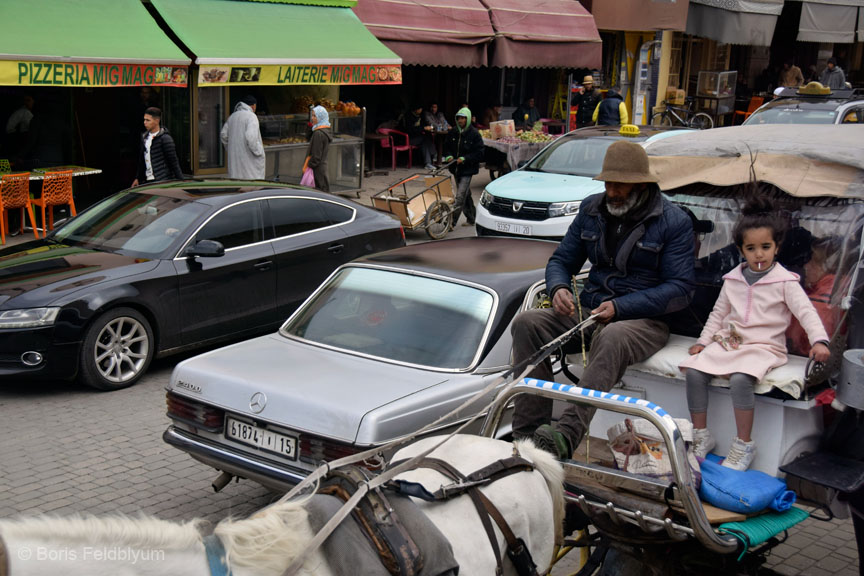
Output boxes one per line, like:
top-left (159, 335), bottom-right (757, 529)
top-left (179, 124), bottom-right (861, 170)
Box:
top-left (483, 0), bottom-right (601, 68)
top-left (352, 0), bottom-right (495, 67)
top-left (353, 0), bottom-right (601, 69)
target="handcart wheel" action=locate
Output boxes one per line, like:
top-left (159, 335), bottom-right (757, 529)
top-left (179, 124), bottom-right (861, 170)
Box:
top-left (425, 201), bottom-right (453, 239)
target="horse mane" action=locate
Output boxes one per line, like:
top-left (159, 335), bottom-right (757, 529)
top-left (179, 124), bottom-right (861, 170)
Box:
top-left (0, 514), bottom-right (205, 549)
top-left (514, 438), bottom-right (566, 542)
top-left (215, 494), bottom-right (319, 575)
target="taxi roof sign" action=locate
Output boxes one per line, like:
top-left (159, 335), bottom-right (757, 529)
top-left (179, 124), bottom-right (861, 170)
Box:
top-left (619, 124), bottom-right (641, 137)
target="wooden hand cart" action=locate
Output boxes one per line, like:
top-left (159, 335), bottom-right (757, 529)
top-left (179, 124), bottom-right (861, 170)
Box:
top-left (371, 168), bottom-right (455, 239)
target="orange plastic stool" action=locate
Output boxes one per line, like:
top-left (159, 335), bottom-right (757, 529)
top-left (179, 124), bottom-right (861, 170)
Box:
top-left (32, 170), bottom-right (76, 237)
top-left (0, 172), bottom-right (37, 244)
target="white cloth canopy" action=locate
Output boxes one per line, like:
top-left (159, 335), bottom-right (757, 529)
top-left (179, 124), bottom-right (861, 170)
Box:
top-left (646, 125), bottom-right (864, 199)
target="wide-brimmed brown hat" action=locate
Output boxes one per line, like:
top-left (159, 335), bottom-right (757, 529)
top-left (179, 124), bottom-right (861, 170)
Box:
top-left (594, 140), bottom-right (658, 183)
top-left (583, 75), bottom-right (594, 85)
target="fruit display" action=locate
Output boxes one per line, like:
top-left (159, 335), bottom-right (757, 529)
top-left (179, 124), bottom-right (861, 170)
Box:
top-left (517, 131), bottom-right (558, 143)
top-left (290, 96), bottom-right (361, 116)
top-left (262, 136), bottom-right (308, 146)
top-left (479, 129), bottom-right (558, 144)
top-left (336, 101), bottom-right (362, 117)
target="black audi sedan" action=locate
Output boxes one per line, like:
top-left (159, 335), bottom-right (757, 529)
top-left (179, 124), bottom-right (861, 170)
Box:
top-left (0, 180), bottom-right (405, 390)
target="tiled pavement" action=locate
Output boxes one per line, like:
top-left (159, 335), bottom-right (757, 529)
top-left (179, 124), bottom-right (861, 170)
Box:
top-left (0, 169), bottom-right (859, 575)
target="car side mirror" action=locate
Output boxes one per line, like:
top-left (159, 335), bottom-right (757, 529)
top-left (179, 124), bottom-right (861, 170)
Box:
top-left (185, 239), bottom-right (225, 258)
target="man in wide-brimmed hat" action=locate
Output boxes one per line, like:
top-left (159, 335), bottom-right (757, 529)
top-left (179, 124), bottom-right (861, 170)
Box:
top-left (573, 75), bottom-right (602, 128)
top-left (511, 140), bottom-right (696, 459)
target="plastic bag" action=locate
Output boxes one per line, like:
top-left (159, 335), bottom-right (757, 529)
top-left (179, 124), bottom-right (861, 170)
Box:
top-left (699, 457), bottom-right (796, 514)
top-left (607, 418), bottom-right (701, 487)
top-left (300, 167), bottom-right (315, 188)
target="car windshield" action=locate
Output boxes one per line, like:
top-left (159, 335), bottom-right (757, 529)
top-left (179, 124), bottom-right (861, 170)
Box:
top-left (53, 191), bottom-right (207, 257)
top-left (526, 136), bottom-right (622, 176)
top-left (282, 267), bottom-right (495, 370)
top-left (746, 107), bottom-right (838, 125)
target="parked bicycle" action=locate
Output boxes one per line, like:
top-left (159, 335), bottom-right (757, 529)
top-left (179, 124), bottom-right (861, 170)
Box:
top-left (651, 97), bottom-right (714, 129)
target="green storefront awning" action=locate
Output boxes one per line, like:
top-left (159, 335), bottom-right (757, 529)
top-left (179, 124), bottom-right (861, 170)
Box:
top-left (0, 0), bottom-right (189, 87)
top-left (151, 0), bottom-right (400, 65)
top-left (0, 0), bottom-right (188, 65)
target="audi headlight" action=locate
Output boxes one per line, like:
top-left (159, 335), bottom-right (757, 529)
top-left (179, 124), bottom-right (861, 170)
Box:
top-left (548, 201), bottom-right (581, 218)
top-left (0, 307), bottom-right (60, 329)
top-left (480, 190), bottom-right (493, 208)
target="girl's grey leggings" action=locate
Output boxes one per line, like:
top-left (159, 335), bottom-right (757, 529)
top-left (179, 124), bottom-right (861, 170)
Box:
top-left (686, 368), bottom-right (756, 413)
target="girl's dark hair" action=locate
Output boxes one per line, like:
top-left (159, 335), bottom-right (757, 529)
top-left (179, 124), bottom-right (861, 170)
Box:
top-left (732, 196), bottom-right (787, 248)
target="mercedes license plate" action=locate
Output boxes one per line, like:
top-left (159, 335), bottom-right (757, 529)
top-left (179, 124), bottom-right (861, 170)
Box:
top-left (496, 221), bottom-right (532, 236)
top-left (226, 417), bottom-right (297, 459)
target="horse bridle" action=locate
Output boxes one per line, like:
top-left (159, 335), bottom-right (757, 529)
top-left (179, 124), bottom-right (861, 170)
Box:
top-left (203, 533), bottom-right (233, 576)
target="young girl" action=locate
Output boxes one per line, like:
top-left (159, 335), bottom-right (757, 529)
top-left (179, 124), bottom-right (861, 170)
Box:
top-left (680, 198), bottom-right (830, 470)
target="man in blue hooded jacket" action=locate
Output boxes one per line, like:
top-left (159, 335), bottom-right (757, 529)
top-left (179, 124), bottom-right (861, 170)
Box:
top-left (511, 140), bottom-right (695, 459)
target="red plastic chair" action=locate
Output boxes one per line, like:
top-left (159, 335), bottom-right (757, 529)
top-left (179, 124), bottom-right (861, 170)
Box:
top-left (734, 96), bottom-right (764, 124)
top-left (32, 170), bottom-right (76, 237)
top-left (377, 128), bottom-right (418, 170)
top-left (0, 172), bottom-right (38, 244)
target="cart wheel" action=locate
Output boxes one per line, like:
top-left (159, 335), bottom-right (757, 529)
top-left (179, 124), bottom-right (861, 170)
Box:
top-left (425, 201), bottom-right (453, 239)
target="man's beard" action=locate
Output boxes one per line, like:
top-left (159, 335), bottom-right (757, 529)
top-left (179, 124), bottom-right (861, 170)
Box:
top-left (606, 191), bottom-right (640, 217)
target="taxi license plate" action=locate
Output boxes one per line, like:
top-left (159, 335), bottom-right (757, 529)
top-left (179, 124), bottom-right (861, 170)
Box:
top-left (496, 221), bottom-right (532, 236)
top-left (226, 417), bottom-right (298, 460)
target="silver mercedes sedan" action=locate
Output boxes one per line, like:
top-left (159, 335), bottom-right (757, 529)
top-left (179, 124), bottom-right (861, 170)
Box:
top-left (163, 237), bottom-right (557, 491)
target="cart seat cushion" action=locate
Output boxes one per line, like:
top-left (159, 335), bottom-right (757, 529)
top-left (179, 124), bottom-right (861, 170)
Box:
top-left (626, 334), bottom-right (807, 399)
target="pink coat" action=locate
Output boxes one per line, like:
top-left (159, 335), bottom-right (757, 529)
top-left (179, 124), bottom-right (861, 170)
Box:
top-left (679, 263), bottom-right (829, 380)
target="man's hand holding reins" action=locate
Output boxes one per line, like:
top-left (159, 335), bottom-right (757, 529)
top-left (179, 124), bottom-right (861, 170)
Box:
top-left (591, 301), bottom-right (616, 323)
top-left (552, 288), bottom-right (576, 317)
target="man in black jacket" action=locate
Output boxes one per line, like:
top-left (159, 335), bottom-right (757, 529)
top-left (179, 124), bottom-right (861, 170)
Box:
top-left (572, 75), bottom-right (602, 128)
top-left (132, 107), bottom-right (183, 186)
top-left (443, 107), bottom-right (484, 227)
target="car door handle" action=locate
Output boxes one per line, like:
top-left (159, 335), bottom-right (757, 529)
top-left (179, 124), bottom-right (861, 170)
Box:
top-left (254, 260), bottom-right (273, 271)
top-left (328, 244), bottom-right (344, 255)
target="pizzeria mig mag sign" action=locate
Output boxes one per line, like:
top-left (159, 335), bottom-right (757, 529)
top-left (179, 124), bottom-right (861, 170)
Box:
top-left (3, 61), bottom-right (188, 87)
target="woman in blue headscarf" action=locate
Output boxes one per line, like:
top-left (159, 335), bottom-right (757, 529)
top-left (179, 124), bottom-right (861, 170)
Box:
top-left (304, 105), bottom-right (332, 192)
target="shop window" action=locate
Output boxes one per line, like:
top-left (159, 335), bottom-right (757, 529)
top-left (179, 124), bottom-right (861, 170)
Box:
top-left (197, 87), bottom-right (225, 170)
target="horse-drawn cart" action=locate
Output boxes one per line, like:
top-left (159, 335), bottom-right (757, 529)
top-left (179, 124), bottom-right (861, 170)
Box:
top-left (479, 125), bottom-right (864, 575)
top-left (371, 169), bottom-right (455, 239)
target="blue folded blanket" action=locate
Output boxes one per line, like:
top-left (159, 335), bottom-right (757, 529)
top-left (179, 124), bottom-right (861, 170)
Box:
top-left (699, 457), bottom-right (796, 514)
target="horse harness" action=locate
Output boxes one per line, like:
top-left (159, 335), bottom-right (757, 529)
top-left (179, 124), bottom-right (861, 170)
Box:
top-left (390, 453), bottom-right (540, 576)
top-left (203, 533), bottom-right (233, 576)
top-left (320, 466), bottom-right (424, 576)
top-left (335, 447), bottom-right (537, 576)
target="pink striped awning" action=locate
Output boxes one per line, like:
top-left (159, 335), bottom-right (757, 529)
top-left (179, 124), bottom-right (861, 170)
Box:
top-left (352, 0), bottom-right (495, 67)
top-left (482, 0), bottom-right (601, 68)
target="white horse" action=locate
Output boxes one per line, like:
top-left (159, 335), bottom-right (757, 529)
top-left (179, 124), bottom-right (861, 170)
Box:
top-left (0, 435), bottom-right (564, 576)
